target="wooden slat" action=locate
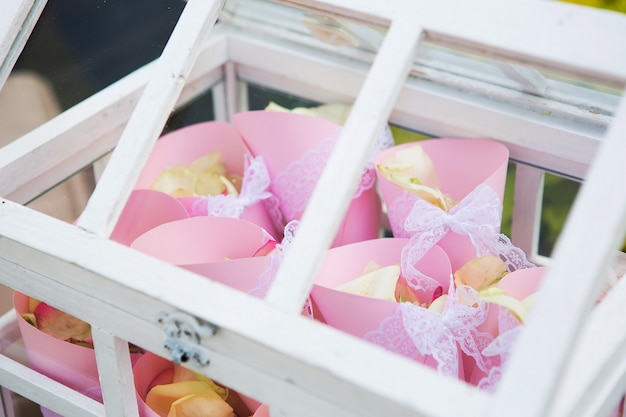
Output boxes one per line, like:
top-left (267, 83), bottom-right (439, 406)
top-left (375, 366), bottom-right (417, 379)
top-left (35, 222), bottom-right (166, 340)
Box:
top-left (281, 0), bottom-right (626, 87)
top-left (0, 31), bottom-right (227, 204)
top-left (264, 17), bottom-right (424, 312)
top-left (0, 0), bottom-right (47, 90)
top-left (0, 199), bottom-right (490, 417)
top-left (488, 98), bottom-right (626, 417)
top-left (76, 0), bottom-right (227, 238)
top-left (549, 275), bottom-right (626, 417)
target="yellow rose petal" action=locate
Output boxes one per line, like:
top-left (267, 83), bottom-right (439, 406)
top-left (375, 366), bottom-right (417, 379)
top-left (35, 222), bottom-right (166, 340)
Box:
top-left (336, 264), bottom-right (401, 301)
top-left (146, 381), bottom-right (215, 417)
top-left (168, 393), bottom-right (234, 417)
top-left (454, 256), bottom-right (508, 292)
top-left (476, 287), bottom-right (528, 323)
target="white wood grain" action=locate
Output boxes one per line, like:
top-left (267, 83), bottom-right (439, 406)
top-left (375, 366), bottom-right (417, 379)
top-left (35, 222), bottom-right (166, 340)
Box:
top-left (510, 165), bottom-right (544, 262)
top-left (0, 0), bottom-right (46, 90)
top-left (488, 98), bottom-right (626, 417)
top-left (264, 18), bottom-right (424, 312)
top-left (91, 327), bottom-right (139, 417)
top-left (0, 32), bottom-right (227, 204)
top-left (549, 275), bottom-right (626, 417)
top-left (280, 0), bottom-right (626, 87)
top-left (0, 199), bottom-right (490, 417)
top-left (77, 0), bottom-right (227, 238)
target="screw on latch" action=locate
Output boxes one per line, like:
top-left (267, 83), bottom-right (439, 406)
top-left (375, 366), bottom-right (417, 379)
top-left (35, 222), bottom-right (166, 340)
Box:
top-left (157, 311), bottom-right (217, 366)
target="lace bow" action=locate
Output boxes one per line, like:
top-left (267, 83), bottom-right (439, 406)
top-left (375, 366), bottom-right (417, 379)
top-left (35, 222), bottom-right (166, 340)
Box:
top-left (364, 280), bottom-right (494, 377)
top-left (477, 310), bottom-right (523, 392)
top-left (192, 155), bottom-right (274, 218)
top-left (248, 220), bottom-right (314, 318)
top-left (402, 183), bottom-right (534, 281)
top-left (272, 125), bottom-right (394, 222)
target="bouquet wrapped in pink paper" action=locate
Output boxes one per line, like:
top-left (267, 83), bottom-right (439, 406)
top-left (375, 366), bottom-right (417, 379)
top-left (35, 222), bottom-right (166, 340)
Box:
top-left (134, 121), bottom-right (280, 238)
top-left (133, 352), bottom-right (264, 417)
top-left (231, 111), bottom-right (391, 247)
top-left (14, 292), bottom-right (143, 417)
top-left (464, 265), bottom-right (545, 389)
top-left (310, 237), bottom-right (498, 380)
top-left (375, 139), bottom-right (510, 271)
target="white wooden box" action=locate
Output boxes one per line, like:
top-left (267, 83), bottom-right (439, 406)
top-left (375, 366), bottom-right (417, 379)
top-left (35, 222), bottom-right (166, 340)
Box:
top-left (1, 0), bottom-right (625, 416)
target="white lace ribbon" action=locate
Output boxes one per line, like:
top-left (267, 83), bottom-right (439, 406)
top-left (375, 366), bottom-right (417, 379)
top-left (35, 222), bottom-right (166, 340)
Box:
top-left (272, 125), bottom-right (394, 222)
top-left (192, 155), bottom-right (274, 218)
top-left (477, 310), bottom-right (523, 392)
top-left (401, 184), bottom-right (535, 287)
top-left (364, 279), bottom-right (494, 377)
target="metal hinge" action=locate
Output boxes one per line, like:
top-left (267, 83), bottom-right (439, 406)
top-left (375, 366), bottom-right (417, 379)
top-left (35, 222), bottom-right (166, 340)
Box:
top-left (157, 311), bottom-right (217, 366)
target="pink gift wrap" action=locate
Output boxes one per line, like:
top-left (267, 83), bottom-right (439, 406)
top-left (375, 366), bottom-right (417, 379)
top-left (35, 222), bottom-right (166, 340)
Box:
top-left (375, 138), bottom-right (509, 271)
top-left (134, 121), bottom-right (278, 237)
top-left (467, 266), bottom-right (546, 387)
top-left (133, 352), bottom-right (263, 417)
top-left (130, 216), bottom-right (277, 267)
top-left (14, 292), bottom-right (142, 417)
top-left (232, 110), bottom-right (382, 247)
top-left (310, 238), bottom-right (464, 378)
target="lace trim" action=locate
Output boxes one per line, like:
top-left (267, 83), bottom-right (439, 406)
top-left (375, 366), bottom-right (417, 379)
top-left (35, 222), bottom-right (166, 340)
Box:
top-left (401, 184), bottom-right (535, 280)
top-left (476, 310), bottom-right (523, 391)
top-left (364, 279), bottom-right (494, 377)
top-left (191, 156), bottom-right (274, 218)
top-left (248, 221), bottom-right (314, 318)
top-left (272, 125), bottom-right (393, 221)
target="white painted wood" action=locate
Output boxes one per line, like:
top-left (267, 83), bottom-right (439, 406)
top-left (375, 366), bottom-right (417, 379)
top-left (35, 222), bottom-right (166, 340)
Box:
top-left (226, 27), bottom-right (604, 180)
top-left (91, 327), bottom-right (139, 417)
top-left (549, 275), bottom-right (626, 417)
top-left (1, 1), bottom-right (625, 417)
top-left (0, 0), bottom-right (47, 91)
top-left (224, 61), bottom-right (239, 121)
top-left (77, 0), bottom-right (227, 238)
top-left (0, 199), bottom-right (489, 417)
top-left (211, 82), bottom-right (228, 121)
top-left (265, 18), bottom-right (424, 313)
top-left (488, 97), bottom-right (626, 417)
top-left (510, 165), bottom-right (545, 263)
top-left (0, 387), bottom-right (16, 417)
top-left (0, 31), bottom-right (228, 204)
top-left (280, 0), bottom-right (626, 86)
top-left (0, 353), bottom-right (104, 417)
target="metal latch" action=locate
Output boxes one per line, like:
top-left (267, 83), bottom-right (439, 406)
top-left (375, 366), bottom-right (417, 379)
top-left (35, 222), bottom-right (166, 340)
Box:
top-left (157, 311), bottom-right (217, 366)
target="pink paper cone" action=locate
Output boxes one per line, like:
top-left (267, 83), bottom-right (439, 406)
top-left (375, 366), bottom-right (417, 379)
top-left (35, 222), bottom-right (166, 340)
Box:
top-left (130, 217), bottom-right (277, 267)
top-left (110, 189), bottom-right (189, 246)
top-left (14, 292), bottom-right (141, 417)
top-left (467, 266), bottom-right (546, 386)
top-left (375, 139), bottom-right (509, 271)
top-left (232, 110), bottom-right (381, 247)
top-left (310, 239), bottom-right (462, 377)
top-left (186, 256), bottom-right (272, 294)
top-left (134, 121), bottom-right (278, 237)
top-left (133, 352), bottom-right (262, 417)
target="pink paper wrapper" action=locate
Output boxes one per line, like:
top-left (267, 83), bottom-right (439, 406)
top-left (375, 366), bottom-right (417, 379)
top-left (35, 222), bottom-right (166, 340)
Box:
top-left (14, 292), bottom-right (142, 417)
top-left (231, 110), bottom-right (382, 247)
top-left (310, 238), bottom-right (463, 378)
top-left (134, 121), bottom-right (278, 237)
top-left (133, 352), bottom-right (263, 417)
top-left (467, 266), bottom-right (546, 386)
top-left (130, 217), bottom-right (277, 267)
top-left (186, 256), bottom-right (272, 295)
top-left (375, 139), bottom-right (509, 271)
top-left (110, 189), bottom-right (189, 246)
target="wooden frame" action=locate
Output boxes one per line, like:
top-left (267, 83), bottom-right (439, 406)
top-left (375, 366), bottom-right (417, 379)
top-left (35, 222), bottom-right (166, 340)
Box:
top-left (0, 0), bottom-right (625, 416)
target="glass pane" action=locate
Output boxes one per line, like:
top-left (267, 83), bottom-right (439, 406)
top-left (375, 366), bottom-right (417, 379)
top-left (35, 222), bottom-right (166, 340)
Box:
top-left (13, 0), bottom-right (187, 111)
